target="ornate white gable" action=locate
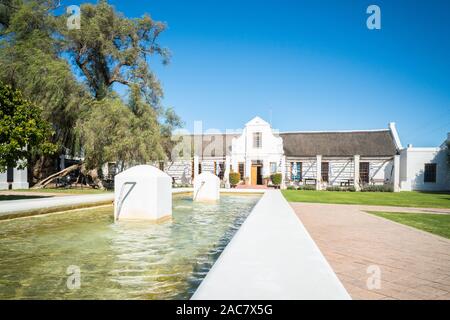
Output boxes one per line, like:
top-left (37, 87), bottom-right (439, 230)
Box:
top-left (231, 116), bottom-right (284, 177)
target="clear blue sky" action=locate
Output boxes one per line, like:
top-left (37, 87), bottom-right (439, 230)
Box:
top-left (63, 0), bottom-right (449, 147)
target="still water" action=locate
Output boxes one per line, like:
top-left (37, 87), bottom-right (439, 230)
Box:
top-left (0, 194), bottom-right (260, 299)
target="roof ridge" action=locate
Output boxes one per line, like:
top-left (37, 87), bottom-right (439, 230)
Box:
top-left (280, 129), bottom-right (389, 134)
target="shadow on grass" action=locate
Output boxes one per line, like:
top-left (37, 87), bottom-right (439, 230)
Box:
top-left (0, 195), bottom-right (52, 201)
top-left (416, 191), bottom-right (450, 195)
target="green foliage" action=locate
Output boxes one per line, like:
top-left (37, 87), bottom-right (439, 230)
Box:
top-left (326, 186), bottom-right (356, 192)
top-left (0, 0), bottom-right (22, 31)
top-left (287, 185), bottom-right (315, 191)
top-left (446, 140), bottom-right (450, 170)
top-left (0, 0), bottom-right (182, 177)
top-left (229, 171), bottom-right (240, 186)
top-left (76, 97), bottom-right (165, 170)
top-left (361, 185), bottom-right (393, 192)
top-left (0, 1), bottom-right (90, 155)
top-left (296, 185), bottom-right (316, 191)
top-left (62, 0), bottom-right (169, 102)
top-left (0, 82), bottom-right (56, 171)
top-left (270, 173), bottom-right (282, 186)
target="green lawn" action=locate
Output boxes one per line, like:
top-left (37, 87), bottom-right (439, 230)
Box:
top-left (0, 188), bottom-right (110, 201)
top-left (6, 188), bottom-right (110, 195)
top-left (367, 211), bottom-right (450, 239)
top-left (282, 190), bottom-right (450, 209)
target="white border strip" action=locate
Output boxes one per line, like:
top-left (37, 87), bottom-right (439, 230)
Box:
top-left (192, 190), bottom-right (351, 300)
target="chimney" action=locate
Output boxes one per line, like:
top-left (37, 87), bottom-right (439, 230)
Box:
top-left (389, 122), bottom-right (403, 150)
top-left (407, 144), bottom-right (413, 148)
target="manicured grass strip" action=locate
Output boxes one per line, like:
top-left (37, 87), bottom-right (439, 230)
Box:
top-left (0, 200), bottom-right (114, 221)
top-left (282, 190), bottom-right (450, 209)
top-left (12, 188), bottom-right (110, 194)
top-left (367, 211), bottom-right (450, 239)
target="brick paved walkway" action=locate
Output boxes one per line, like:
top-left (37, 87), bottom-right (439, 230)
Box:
top-left (290, 202), bottom-right (450, 300)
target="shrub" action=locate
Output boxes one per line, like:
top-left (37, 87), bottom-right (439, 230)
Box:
top-left (174, 183), bottom-right (191, 188)
top-left (361, 185), bottom-right (393, 192)
top-left (286, 185), bottom-right (297, 190)
top-left (229, 171), bottom-right (241, 186)
top-left (326, 186), bottom-right (357, 192)
top-left (326, 186), bottom-right (342, 192)
top-left (298, 185), bottom-right (316, 191)
top-left (271, 173), bottom-right (282, 186)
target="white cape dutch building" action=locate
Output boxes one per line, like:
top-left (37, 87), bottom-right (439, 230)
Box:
top-left (1, 116), bottom-right (449, 192)
top-left (161, 116), bottom-right (449, 192)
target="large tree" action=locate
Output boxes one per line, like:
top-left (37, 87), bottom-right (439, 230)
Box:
top-left (0, 0), bottom-right (92, 180)
top-left (62, 0), bottom-right (169, 103)
top-left (0, 0), bottom-right (182, 188)
top-left (60, 0), bottom-right (182, 160)
top-left (77, 95), bottom-right (165, 170)
top-left (0, 81), bottom-right (56, 172)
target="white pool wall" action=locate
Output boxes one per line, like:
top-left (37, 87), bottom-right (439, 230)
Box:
top-left (192, 190), bottom-right (351, 300)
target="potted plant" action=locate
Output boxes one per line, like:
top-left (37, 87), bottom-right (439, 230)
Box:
top-left (229, 171), bottom-right (240, 188)
top-left (270, 173), bottom-right (282, 189)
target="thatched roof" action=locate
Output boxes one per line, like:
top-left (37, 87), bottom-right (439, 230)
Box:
top-left (280, 130), bottom-right (398, 157)
top-left (187, 134), bottom-right (239, 157)
top-left (184, 130), bottom-right (398, 158)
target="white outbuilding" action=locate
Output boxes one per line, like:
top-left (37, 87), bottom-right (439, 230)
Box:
top-left (114, 165), bottom-right (172, 222)
top-left (193, 171), bottom-right (220, 202)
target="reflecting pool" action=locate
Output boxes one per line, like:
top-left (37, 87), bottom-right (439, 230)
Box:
top-left (0, 194), bottom-right (260, 299)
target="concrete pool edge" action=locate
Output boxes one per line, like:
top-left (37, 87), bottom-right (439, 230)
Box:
top-left (192, 189), bottom-right (351, 300)
top-left (0, 188), bottom-right (266, 220)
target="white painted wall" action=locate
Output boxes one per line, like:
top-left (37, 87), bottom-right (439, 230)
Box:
top-left (0, 167), bottom-right (28, 190)
top-left (285, 158), bottom-right (394, 186)
top-left (399, 146), bottom-right (450, 191)
top-left (231, 117), bottom-right (284, 178)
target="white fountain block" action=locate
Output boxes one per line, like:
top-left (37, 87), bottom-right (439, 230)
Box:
top-left (114, 165), bottom-right (172, 222)
top-left (193, 172), bottom-right (220, 202)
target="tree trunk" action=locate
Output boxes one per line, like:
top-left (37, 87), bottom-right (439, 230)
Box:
top-left (32, 163), bottom-right (107, 190)
top-left (82, 166), bottom-right (105, 190)
top-left (32, 164), bottom-right (81, 189)
top-left (30, 155), bottom-right (56, 185)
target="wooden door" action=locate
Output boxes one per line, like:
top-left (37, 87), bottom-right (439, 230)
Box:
top-left (251, 165), bottom-right (257, 185)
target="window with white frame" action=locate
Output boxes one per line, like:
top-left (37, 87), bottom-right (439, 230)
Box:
top-left (270, 162), bottom-right (277, 174)
top-left (253, 132), bottom-right (262, 148)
